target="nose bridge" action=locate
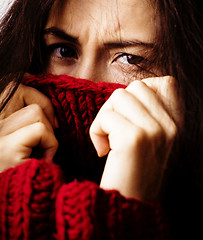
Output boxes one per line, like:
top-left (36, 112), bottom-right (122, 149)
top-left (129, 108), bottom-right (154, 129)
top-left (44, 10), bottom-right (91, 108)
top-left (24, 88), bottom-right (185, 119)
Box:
top-left (75, 56), bottom-right (97, 81)
top-left (73, 38), bottom-right (104, 82)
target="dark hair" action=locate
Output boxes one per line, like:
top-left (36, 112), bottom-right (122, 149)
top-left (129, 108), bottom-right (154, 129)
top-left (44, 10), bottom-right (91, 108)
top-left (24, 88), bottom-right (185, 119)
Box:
top-left (151, 1), bottom-right (203, 238)
top-left (0, 0), bottom-right (202, 238)
top-left (150, 0), bottom-right (203, 182)
top-left (0, 0), bottom-right (202, 109)
top-left (0, 0), bottom-right (55, 109)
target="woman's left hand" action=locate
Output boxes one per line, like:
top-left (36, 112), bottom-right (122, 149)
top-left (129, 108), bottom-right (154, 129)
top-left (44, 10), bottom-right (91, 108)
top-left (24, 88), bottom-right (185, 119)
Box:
top-left (90, 76), bottom-right (183, 201)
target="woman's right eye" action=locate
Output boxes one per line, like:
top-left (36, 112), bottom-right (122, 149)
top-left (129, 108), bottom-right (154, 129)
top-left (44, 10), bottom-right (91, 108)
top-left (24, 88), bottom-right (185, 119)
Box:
top-left (47, 44), bottom-right (78, 60)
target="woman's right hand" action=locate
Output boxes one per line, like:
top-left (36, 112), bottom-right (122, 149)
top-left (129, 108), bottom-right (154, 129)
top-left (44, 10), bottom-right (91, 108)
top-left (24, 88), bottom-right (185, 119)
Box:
top-left (0, 84), bottom-right (58, 173)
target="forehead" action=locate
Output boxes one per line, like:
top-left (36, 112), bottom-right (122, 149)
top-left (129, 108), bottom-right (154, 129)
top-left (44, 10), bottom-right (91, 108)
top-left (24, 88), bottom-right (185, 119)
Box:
top-left (46, 0), bottom-right (156, 43)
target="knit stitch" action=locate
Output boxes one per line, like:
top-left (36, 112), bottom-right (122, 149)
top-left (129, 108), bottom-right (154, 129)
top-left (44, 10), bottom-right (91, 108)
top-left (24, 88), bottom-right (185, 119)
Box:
top-left (0, 74), bottom-right (170, 239)
top-left (23, 74), bottom-right (126, 183)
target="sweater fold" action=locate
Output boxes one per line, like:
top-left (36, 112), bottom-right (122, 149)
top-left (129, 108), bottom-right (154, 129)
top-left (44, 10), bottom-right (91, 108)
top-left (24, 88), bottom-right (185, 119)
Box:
top-left (55, 180), bottom-right (168, 240)
top-left (0, 75), bottom-right (170, 239)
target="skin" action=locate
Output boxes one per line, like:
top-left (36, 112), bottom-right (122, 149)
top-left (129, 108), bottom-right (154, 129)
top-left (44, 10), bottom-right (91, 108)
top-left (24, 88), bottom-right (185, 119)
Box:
top-left (0, 83), bottom-right (58, 170)
top-left (0, 0), bottom-right (181, 201)
top-left (44, 0), bottom-right (159, 83)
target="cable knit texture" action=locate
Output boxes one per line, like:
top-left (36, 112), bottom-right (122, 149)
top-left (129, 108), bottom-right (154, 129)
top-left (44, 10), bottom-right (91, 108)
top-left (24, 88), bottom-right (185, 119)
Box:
top-left (0, 74), bottom-right (170, 239)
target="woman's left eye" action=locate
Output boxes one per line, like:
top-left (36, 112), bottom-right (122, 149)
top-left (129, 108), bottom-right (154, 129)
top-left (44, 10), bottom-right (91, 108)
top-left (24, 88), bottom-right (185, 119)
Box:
top-left (115, 54), bottom-right (146, 67)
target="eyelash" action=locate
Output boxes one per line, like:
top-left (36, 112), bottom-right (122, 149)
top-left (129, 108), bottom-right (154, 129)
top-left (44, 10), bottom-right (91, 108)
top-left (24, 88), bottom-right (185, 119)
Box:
top-left (46, 43), bottom-right (78, 60)
top-left (113, 53), bottom-right (148, 68)
top-left (46, 43), bottom-right (149, 70)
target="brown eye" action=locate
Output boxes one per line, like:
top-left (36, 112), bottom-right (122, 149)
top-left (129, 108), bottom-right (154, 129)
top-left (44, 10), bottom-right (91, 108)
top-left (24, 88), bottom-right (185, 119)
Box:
top-left (55, 46), bottom-right (78, 59)
top-left (126, 55), bottom-right (144, 65)
top-left (46, 43), bottom-right (78, 59)
top-left (116, 54), bottom-right (145, 65)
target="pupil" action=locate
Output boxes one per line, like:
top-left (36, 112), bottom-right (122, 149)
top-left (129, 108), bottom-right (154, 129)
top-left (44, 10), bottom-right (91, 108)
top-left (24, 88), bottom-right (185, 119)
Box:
top-left (60, 47), bottom-right (77, 58)
top-left (127, 55), bottom-right (143, 65)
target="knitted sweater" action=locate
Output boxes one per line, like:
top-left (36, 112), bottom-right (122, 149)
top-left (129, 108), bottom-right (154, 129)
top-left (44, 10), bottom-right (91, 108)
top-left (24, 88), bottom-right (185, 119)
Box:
top-left (0, 75), bottom-right (170, 240)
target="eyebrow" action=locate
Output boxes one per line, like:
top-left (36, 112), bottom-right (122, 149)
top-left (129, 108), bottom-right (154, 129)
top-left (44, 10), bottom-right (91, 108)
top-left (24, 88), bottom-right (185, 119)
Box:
top-left (104, 41), bottom-right (154, 49)
top-left (43, 27), bottom-right (154, 49)
top-left (44, 27), bottom-right (78, 43)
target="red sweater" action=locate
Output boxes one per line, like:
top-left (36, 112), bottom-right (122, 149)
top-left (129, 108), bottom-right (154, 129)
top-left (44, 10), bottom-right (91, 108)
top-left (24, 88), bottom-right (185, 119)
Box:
top-left (0, 75), bottom-right (170, 239)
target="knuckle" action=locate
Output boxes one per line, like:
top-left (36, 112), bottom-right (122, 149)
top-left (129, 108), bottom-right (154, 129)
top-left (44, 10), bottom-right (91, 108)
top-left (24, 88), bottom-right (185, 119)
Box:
top-left (150, 118), bottom-right (177, 143)
top-left (29, 103), bottom-right (43, 114)
top-left (13, 157), bottom-right (22, 165)
top-left (130, 80), bottom-right (143, 88)
top-left (112, 88), bottom-right (126, 99)
top-left (34, 122), bottom-right (47, 133)
top-left (127, 80), bottom-right (144, 92)
top-left (162, 75), bottom-right (177, 88)
top-left (27, 104), bottom-right (44, 120)
top-left (127, 126), bottom-right (146, 147)
top-left (33, 122), bottom-right (57, 142)
top-left (152, 121), bottom-right (163, 136)
top-left (142, 120), bottom-right (166, 145)
top-left (167, 121), bottom-right (178, 139)
top-left (42, 96), bottom-right (52, 107)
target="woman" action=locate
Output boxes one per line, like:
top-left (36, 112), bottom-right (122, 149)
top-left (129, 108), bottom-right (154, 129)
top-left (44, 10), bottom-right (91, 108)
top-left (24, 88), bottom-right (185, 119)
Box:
top-left (0, 0), bottom-right (202, 239)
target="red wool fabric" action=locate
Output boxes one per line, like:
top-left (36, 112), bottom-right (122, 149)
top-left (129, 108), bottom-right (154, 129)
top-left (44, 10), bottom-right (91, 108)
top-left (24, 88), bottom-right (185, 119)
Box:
top-left (0, 75), bottom-right (170, 239)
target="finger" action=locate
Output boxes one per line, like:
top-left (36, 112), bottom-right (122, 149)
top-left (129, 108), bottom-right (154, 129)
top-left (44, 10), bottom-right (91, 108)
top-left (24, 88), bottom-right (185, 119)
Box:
top-left (126, 80), bottom-right (177, 139)
top-left (20, 84), bottom-right (59, 128)
top-left (9, 122), bottom-right (58, 160)
top-left (90, 109), bottom-right (140, 157)
top-left (98, 88), bottom-right (162, 136)
top-left (141, 76), bottom-right (184, 127)
top-left (1, 84), bottom-right (58, 129)
top-left (0, 122), bottom-right (58, 172)
top-left (0, 104), bottom-right (55, 136)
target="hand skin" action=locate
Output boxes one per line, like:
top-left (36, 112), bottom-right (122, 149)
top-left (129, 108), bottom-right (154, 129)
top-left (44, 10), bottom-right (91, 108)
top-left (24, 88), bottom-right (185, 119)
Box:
top-left (0, 83), bottom-right (58, 128)
top-left (90, 76), bottom-right (182, 202)
top-left (0, 83), bottom-right (58, 173)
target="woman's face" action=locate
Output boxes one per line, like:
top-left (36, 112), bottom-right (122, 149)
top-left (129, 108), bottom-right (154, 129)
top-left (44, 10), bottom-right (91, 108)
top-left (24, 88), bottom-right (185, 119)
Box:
top-left (44, 0), bottom-right (157, 85)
